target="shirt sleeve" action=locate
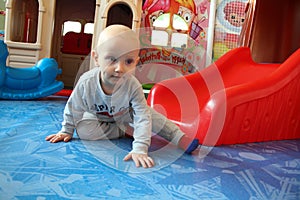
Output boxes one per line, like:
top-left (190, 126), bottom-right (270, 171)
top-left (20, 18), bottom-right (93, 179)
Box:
top-left (129, 83), bottom-right (152, 154)
top-left (60, 82), bottom-right (87, 136)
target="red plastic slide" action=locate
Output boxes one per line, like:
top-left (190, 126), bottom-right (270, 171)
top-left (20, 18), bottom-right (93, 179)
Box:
top-left (147, 47), bottom-right (300, 146)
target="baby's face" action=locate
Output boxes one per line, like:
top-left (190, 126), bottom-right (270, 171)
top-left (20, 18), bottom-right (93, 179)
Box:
top-left (93, 26), bottom-right (140, 93)
top-left (99, 49), bottom-right (139, 80)
top-left (96, 37), bottom-right (139, 91)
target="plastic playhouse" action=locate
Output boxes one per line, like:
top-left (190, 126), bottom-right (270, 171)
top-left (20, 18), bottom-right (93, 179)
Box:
top-left (0, 40), bottom-right (63, 99)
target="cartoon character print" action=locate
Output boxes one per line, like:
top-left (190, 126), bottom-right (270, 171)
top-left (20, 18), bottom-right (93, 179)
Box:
top-left (215, 1), bottom-right (247, 51)
top-left (174, 0), bottom-right (210, 43)
top-left (223, 1), bottom-right (247, 27)
top-left (176, 0), bottom-right (196, 29)
top-left (142, 0), bottom-right (170, 28)
top-left (142, 0), bottom-right (209, 42)
top-left (140, 0), bottom-right (209, 72)
top-left (223, 1), bottom-right (247, 49)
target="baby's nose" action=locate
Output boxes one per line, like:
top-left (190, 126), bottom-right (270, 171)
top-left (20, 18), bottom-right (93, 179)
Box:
top-left (115, 61), bottom-right (125, 73)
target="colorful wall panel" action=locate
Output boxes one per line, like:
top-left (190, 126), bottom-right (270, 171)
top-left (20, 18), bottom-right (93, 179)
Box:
top-left (137, 0), bottom-right (212, 85)
top-left (213, 0), bottom-right (248, 60)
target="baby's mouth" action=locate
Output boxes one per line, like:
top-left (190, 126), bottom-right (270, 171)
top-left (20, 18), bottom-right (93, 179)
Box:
top-left (111, 75), bottom-right (123, 80)
top-left (112, 73), bottom-right (121, 78)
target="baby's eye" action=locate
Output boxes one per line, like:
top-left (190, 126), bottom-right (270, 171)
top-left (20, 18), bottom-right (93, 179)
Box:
top-left (106, 56), bottom-right (117, 63)
top-left (110, 57), bottom-right (117, 63)
top-left (125, 58), bottom-right (134, 65)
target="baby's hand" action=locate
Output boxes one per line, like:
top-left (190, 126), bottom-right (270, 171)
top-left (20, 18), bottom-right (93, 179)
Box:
top-left (45, 132), bottom-right (72, 143)
top-left (123, 153), bottom-right (155, 168)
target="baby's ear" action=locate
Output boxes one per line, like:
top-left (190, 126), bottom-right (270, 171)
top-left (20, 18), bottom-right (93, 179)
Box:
top-left (91, 50), bottom-right (99, 64)
top-left (91, 50), bottom-right (98, 60)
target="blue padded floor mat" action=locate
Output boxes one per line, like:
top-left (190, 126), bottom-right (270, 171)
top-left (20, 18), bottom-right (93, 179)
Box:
top-left (0, 98), bottom-right (299, 200)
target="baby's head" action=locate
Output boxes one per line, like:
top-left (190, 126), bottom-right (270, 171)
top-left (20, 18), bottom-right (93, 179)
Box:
top-left (92, 25), bottom-right (141, 94)
top-left (93, 25), bottom-right (140, 67)
top-left (97, 25), bottom-right (140, 49)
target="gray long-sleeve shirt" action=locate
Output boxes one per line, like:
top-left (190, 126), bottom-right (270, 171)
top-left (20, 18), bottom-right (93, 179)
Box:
top-left (60, 67), bottom-right (151, 154)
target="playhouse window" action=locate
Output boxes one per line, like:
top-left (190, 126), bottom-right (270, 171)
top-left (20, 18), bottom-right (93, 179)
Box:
top-left (106, 3), bottom-right (133, 28)
top-left (152, 13), bottom-right (170, 28)
top-left (171, 33), bottom-right (188, 48)
top-left (11, 0), bottom-right (38, 43)
top-left (151, 30), bottom-right (168, 46)
top-left (61, 21), bottom-right (93, 55)
top-left (84, 23), bottom-right (94, 34)
top-left (172, 14), bottom-right (189, 31)
top-left (62, 21), bottom-right (81, 36)
top-left (151, 13), bottom-right (188, 48)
